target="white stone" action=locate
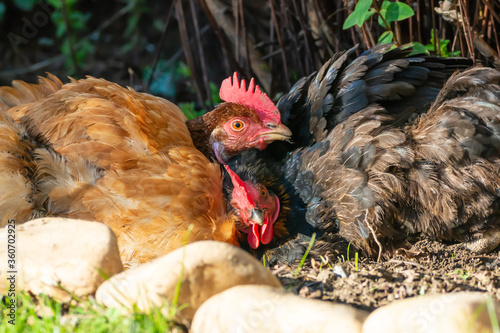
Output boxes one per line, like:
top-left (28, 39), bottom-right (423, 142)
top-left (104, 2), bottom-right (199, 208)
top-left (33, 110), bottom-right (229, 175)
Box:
top-left (96, 240), bottom-right (282, 324)
top-left (191, 285), bottom-right (368, 333)
top-left (363, 292), bottom-right (500, 333)
top-left (0, 217), bottom-right (124, 302)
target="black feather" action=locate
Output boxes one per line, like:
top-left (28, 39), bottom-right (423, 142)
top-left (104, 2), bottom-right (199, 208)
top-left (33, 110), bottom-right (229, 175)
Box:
top-left (226, 45), bottom-right (485, 265)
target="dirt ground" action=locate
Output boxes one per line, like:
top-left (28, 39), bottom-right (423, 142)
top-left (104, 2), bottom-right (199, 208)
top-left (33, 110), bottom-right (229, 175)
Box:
top-left (275, 239), bottom-right (500, 312)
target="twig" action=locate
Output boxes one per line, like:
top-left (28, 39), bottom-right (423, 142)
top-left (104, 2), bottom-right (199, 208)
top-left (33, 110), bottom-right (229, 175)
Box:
top-left (269, 0), bottom-right (290, 86)
top-left (272, 265), bottom-right (288, 275)
top-left (189, 0), bottom-right (211, 107)
top-left (261, 48), bottom-right (289, 61)
top-left (268, 14), bottom-right (275, 76)
top-left (394, 20), bottom-right (402, 46)
top-left (372, 0), bottom-right (392, 32)
top-left (482, 0), bottom-right (500, 24)
top-left (0, 56), bottom-right (64, 77)
top-left (458, 0), bottom-right (476, 60)
top-left (431, 0), bottom-right (440, 56)
top-left (458, 26), bottom-right (466, 58)
top-left (60, 0), bottom-right (78, 73)
top-left (372, 0), bottom-right (400, 46)
top-left (491, 252), bottom-right (500, 266)
top-left (163, 28), bottom-right (210, 69)
top-left (451, 26), bottom-right (460, 55)
top-left (146, 0), bottom-right (176, 91)
top-left (199, 0), bottom-right (245, 78)
top-left (360, 22), bottom-right (371, 49)
top-left (473, 0), bottom-right (480, 28)
top-left (351, 27), bottom-right (361, 57)
top-left (463, 254), bottom-right (500, 260)
top-left (282, 0), bottom-right (305, 77)
top-left (364, 212), bottom-right (383, 262)
top-left (232, 0), bottom-right (239, 61)
top-left (488, 3), bottom-right (500, 61)
top-left (292, 0), bottom-right (315, 73)
top-left (481, 1), bottom-right (488, 37)
top-left (239, 0), bottom-right (251, 75)
top-left (176, 1), bottom-right (206, 108)
top-left (334, 0), bottom-right (343, 53)
top-left (361, 22), bottom-right (376, 48)
top-left (408, 0), bottom-right (413, 41)
top-left (389, 259), bottom-right (429, 269)
top-left (417, 0), bottom-right (422, 44)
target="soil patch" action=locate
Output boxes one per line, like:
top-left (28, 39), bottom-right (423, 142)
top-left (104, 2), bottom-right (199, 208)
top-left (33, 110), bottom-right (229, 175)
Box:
top-left (275, 239), bottom-right (500, 312)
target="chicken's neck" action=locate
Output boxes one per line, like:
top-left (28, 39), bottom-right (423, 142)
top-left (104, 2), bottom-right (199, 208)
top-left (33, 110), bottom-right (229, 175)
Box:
top-left (186, 115), bottom-right (217, 162)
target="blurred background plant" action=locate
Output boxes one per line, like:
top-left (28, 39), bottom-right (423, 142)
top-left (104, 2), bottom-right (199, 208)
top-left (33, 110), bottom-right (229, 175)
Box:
top-left (0, 0), bottom-right (498, 115)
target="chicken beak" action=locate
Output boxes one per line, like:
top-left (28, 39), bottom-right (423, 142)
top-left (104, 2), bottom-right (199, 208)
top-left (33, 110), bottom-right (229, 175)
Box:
top-left (256, 123), bottom-right (292, 143)
top-left (247, 208), bottom-right (275, 248)
top-left (249, 208), bottom-right (266, 226)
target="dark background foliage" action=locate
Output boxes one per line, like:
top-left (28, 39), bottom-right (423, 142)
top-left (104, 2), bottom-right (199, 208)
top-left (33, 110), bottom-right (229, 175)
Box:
top-left (0, 0), bottom-right (498, 113)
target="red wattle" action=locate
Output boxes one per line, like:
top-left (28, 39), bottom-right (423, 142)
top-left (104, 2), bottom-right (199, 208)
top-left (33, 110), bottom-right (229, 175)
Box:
top-left (260, 221), bottom-right (273, 245)
top-left (247, 223), bottom-right (260, 249)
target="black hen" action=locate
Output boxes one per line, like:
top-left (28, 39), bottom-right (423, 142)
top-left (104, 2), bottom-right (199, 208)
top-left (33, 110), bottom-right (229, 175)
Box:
top-left (226, 44), bottom-right (474, 264)
top-left (230, 66), bottom-right (500, 265)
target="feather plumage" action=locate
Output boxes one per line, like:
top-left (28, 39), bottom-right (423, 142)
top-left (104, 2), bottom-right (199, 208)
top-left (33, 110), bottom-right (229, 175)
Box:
top-left (229, 56), bottom-right (500, 265)
top-left (249, 67), bottom-right (500, 264)
top-left (0, 75), bottom-right (271, 268)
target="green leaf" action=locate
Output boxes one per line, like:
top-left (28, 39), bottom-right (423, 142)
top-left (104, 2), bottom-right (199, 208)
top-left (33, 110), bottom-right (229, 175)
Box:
top-left (54, 17), bottom-right (67, 38)
top-left (45, 0), bottom-right (63, 9)
top-left (424, 30), bottom-right (459, 57)
top-left (377, 31), bottom-right (393, 44)
top-left (177, 63), bottom-right (191, 78)
top-left (430, 29), bottom-right (436, 43)
top-left (0, 3), bottom-right (5, 22)
top-left (343, 12), bottom-right (358, 29)
top-left (425, 44), bottom-right (435, 51)
top-left (13, 0), bottom-right (38, 11)
top-left (409, 42), bottom-right (430, 55)
top-left (425, 30), bottom-right (437, 52)
top-left (440, 38), bottom-right (450, 56)
top-left (343, 0), bottom-right (373, 30)
top-left (385, 2), bottom-right (414, 23)
top-left (124, 15), bottom-right (140, 37)
top-left (70, 11), bottom-right (91, 31)
top-left (153, 19), bottom-right (164, 32)
top-left (38, 37), bottom-right (54, 46)
top-left (76, 40), bottom-right (94, 63)
top-left (179, 102), bottom-right (203, 120)
top-left (365, 8), bottom-right (376, 20)
top-left (208, 82), bottom-right (222, 104)
top-left (377, 0), bottom-right (391, 27)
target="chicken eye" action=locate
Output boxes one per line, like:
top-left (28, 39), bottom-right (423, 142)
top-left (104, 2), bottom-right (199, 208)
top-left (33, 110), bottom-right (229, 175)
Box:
top-left (260, 188), bottom-right (267, 197)
top-left (231, 120), bottom-right (245, 131)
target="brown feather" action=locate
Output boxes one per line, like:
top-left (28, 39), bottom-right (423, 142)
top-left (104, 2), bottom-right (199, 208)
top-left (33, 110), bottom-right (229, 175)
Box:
top-left (0, 75), bottom-right (240, 268)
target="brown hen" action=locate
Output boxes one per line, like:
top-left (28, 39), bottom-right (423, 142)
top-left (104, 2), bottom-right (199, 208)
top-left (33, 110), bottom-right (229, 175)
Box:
top-left (0, 73), bottom-right (289, 267)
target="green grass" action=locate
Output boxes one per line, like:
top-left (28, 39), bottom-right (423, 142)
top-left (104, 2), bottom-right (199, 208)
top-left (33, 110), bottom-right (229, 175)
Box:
top-left (486, 296), bottom-right (500, 333)
top-left (1, 291), bottom-right (182, 332)
top-left (293, 233), bottom-right (316, 278)
top-left (471, 296), bottom-right (500, 333)
top-left (347, 242), bottom-right (351, 261)
top-left (354, 252), bottom-right (359, 272)
top-left (1, 226), bottom-right (195, 332)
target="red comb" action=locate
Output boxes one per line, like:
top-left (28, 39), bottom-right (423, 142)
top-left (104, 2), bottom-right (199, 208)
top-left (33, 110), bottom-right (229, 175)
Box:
top-left (219, 72), bottom-right (280, 124)
top-left (224, 165), bottom-right (254, 206)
